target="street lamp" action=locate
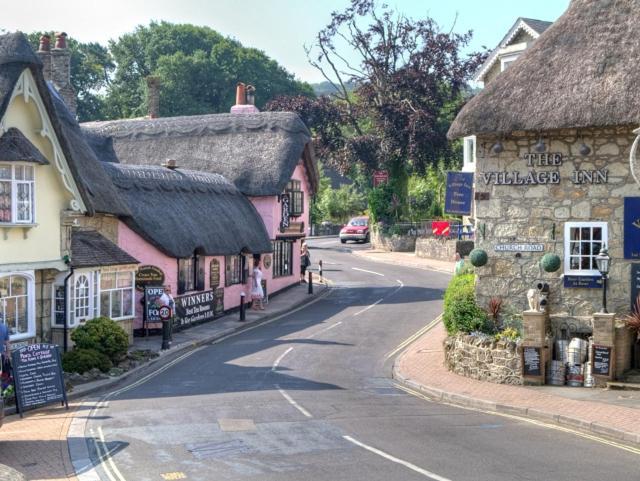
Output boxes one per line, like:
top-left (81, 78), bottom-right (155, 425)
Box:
top-left (595, 246), bottom-right (611, 313)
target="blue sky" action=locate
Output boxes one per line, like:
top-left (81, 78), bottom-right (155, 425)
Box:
top-left (3, 0), bottom-right (569, 83)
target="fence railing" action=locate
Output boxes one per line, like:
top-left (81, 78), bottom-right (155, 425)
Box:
top-left (374, 220), bottom-right (474, 240)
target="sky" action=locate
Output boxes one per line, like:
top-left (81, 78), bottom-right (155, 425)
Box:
top-left (2, 0), bottom-right (570, 83)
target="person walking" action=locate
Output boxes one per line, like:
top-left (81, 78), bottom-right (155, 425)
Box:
top-left (251, 259), bottom-right (265, 310)
top-left (300, 242), bottom-right (311, 283)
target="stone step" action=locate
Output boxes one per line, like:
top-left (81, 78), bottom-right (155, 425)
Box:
top-left (606, 381), bottom-right (640, 391)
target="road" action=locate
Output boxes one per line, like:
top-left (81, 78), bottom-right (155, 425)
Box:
top-left (83, 238), bottom-right (639, 481)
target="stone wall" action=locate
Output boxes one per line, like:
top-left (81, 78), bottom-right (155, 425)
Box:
top-left (415, 238), bottom-right (474, 261)
top-left (474, 127), bottom-right (636, 332)
top-left (371, 230), bottom-right (416, 252)
top-left (444, 334), bottom-right (523, 385)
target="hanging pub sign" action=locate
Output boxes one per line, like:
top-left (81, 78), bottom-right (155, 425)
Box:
top-left (210, 259), bottom-right (221, 288)
top-left (11, 344), bottom-right (68, 416)
top-left (624, 197), bottom-right (640, 259)
top-left (144, 286), bottom-right (166, 323)
top-left (444, 172), bottom-right (473, 215)
top-left (279, 193), bottom-right (290, 232)
top-left (373, 170), bottom-right (389, 187)
top-left (175, 290), bottom-right (216, 329)
top-left (135, 265), bottom-right (165, 291)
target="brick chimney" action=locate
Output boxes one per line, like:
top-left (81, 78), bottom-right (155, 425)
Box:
top-left (230, 82), bottom-right (259, 114)
top-left (51, 32), bottom-right (77, 116)
top-left (146, 76), bottom-right (161, 118)
top-left (37, 35), bottom-right (52, 81)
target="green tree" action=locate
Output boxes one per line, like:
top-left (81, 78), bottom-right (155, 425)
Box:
top-left (317, 184), bottom-right (366, 224)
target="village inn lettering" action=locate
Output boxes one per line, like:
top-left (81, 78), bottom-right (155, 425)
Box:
top-left (482, 152), bottom-right (608, 186)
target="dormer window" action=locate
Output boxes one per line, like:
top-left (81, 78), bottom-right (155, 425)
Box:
top-left (0, 164), bottom-right (35, 224)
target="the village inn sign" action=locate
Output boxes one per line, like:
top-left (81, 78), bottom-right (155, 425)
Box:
top-left (482, 152), bottom-right (608, 186)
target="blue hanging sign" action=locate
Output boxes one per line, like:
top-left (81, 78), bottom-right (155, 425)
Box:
top-left (624, 197), bottom-right (640, 259)
top-left (444, 172), bottom-right (473, 215)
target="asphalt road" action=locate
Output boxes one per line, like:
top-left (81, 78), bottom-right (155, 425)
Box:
top-left (84, 238), bottom-right (640, 481)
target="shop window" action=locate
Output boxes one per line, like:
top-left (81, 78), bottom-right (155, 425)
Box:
top-left (564, 222), bottom-right (608, 275)
top-left (225, 255), bottom-right (246, 286)
top-left (286, 179), bottom-right (304, 216)
top-left (100, 271), bottom-right (135, 320)
top-left (0, 164), bottom-right (35, 224)
top-left (178, 254), bottom-right (205, 294)
top-left (273, 240), bottom-right (293, 278)
top-left (0, 272), bottom-right (35, 339)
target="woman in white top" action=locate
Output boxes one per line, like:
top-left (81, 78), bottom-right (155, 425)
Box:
top-left (251, 259), bottom-right (265, 310)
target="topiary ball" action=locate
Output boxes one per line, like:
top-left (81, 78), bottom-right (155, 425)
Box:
top-left (469, 249), bottom-right (488, 267)
top-left (541, 253), bottom-right (561, 272)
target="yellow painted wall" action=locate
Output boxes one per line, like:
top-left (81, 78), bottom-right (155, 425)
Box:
top-left (0, 92), bottom-right (73, 265)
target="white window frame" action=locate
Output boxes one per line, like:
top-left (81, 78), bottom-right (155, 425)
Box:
top-left (0, 163), bottom-right (36, 224)
top-left (500, 53), bottom-right (519, 72)
top-left (0, 271), bottom-right (36, 341)
top-left (463, 136), bottom-right (476, 168)
top-left (564, 222), bottom-right (608, 276)
top-left (99, 271), bottom-right (135, 320)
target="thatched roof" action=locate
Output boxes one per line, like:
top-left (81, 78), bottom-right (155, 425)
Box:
top-left (0, 32), bottom-right (130, 216)
top-left (102, 163), bottom-right (273, 258)
top-left (82, 112), bottom-right (319, 196)
top-left (0, 128), bottom-right (49, 164)
top-left (449, 0), bottom-right (639, 139)
top-left (71, 230), bottom-right (139, 268)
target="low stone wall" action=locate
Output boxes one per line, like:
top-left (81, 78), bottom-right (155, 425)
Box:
top-left (371, 230), bottom-right (416, 252)
top-left (444, 334), bottom-right (523, 385)
top-left (415, 238), bottom-right (474, 261)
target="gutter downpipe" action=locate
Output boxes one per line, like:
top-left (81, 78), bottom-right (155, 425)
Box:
top-left (62, 267), bottom-right (74, 353)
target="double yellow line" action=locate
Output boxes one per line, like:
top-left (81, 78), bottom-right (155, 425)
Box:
top-left (384, 314), bottom-right (442, 360)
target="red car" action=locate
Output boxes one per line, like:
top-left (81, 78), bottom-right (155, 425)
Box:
top-left (340, 217), bottom-right (370, 244)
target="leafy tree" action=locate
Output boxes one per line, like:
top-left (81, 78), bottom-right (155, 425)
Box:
top-left (106, 21), bottom-right (314, 118)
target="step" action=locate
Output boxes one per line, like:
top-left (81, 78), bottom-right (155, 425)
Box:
top-left (606, 381), bottom-right (640, 391)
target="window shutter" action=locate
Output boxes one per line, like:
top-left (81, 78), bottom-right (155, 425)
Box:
top-left (196, 256), bottom-right (205, 291)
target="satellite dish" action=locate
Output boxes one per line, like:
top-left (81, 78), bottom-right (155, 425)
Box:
top-left (630, 127), bottom-right (640, 186)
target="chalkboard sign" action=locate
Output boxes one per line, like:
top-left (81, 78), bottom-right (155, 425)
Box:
top-left (522, 346), bottom-right (542, 376)
top-left (592, 345), bottom-right (612, 376)
top-left (11, 344), bottom-right (68, 416)
top-left (210, 259), bottom-right (221, 288)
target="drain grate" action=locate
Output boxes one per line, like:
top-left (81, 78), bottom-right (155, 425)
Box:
top-left (186, 439), bottom-right (253, 460)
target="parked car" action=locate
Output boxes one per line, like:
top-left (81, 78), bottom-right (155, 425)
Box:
top-left (339, 216), bottom-right (370, 243)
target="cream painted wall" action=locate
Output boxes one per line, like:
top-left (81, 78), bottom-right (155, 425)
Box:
top-left (0, 93), bottom-right (73, 266)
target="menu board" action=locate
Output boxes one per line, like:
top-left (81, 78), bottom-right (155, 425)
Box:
top-left (593, 345), bottom-right (611, 376)
top-left (522, 346), bottom-right (542, 377)
top-left (210, 259), bottom-right (221, 289)
top-left (214, 287), bottom-right (224, 316)
top-left (11, 344), bottom-right (67, 416)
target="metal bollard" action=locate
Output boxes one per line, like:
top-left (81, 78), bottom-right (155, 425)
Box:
top-left (308, 270), bottom-right (313, 294)
top-left (240, 292), bottom-right (246, 321)
top-left (161, 318), bottom-right (172, 350)
top-left (319, 259), bottom-right (323, 282)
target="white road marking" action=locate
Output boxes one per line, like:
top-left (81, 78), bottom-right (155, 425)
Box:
top-left (275, 384), bottom-right (313, 418)
top-left (308, 321), bottom-right (342, 338)
top-left (352, 267), bottom-right (385, 276)
top-left (353, 298), bottom-right (384, 316)
top-left (91, 426), bottom-right (127, 481)
top-left (343, 435), bottom-right (453, 481)
top-left (385, 314), bottom-right (443, 360)
top-left (272, 347), bottom-right (294, 371)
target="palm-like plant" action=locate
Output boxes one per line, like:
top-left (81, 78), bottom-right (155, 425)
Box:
top-left (625, 294), bottom-right (640, 339)
top-left (487, 297), bottom-right (503, 331)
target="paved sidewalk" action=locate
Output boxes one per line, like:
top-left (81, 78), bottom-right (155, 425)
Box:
top-left (351, 247), bottom-right (640, 446)
top-left (0, 281), bottom-right (328, 480)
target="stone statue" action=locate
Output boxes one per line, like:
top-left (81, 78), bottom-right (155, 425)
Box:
top-left (527, 288), bottom-right (540, 312)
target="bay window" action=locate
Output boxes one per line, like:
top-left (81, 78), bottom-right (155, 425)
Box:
top-left (564, 222), bottom-right (608, 275)
top-left (0, 164), bottom-right (35, 224)
top-left (100, 271), bottom-right (135, 320)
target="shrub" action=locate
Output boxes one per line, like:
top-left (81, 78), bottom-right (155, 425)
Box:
top-left (495, 327), bottom-right (520, 342)
top-left (71, 317), bottom-right (129, 363)
top-left (443, 273), bottom-right (489, 335)
top-left (62, 348), bottom-right (112, 374)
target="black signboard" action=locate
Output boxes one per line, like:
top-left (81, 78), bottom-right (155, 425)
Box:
top-left (279, 193), bottom-right (291, 232)
top-left (522, 346), bottom-right (542, 377)
top-left (11, 344), bottom-right (68, 416)
top-left (144, 286), bottom-right (166, 323)
top-left (592, 345), bottom-right (611, 376)
top-left (214, 287), bottom-right (224, 316)
top-left (631, 264), bottom-right (640, 311)
top-left (175, 290), bottom-right (216, 329)
top-left (136, 265), bottom-right (165, 291)
top-left (210, 259), bottom-right (221, 289)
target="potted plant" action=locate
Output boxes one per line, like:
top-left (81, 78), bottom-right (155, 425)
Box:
top-left (625, 295), bottom-right (640, 369)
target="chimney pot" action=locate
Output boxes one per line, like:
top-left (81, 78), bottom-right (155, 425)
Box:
top-left (163, 159), bottom-right (178, 170)
top-left (245, 85), bottom-right (256, 106)
top-left (38, 35), bottom-right (51, 52)
top-left (54, 32), bottom-right (68, 50)
top-left (235, 82), bottom-right (246, 105)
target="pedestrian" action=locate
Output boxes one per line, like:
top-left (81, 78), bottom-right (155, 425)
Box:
top-left (0, 318), bottom-right (11, 379)
top-left (300, 242), bottom-right (311, 283)
top-left (159, 285), bottom-right (175, 310)
top-left (251, 259), bottom-right (265, 310)
top-left (454, 253), bottom-right (466, 275)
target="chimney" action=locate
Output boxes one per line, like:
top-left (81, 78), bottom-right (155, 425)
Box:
top-left (37, 35), bottom-right (52, 82)
top-left (163, 159), bottom-right (178, 170)
top-left (230, 82), bottom-right (259, 114)
top-left (51, 32), bottom-right (77, 116)
top-left (146, 76), bottom-right (161, 119)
